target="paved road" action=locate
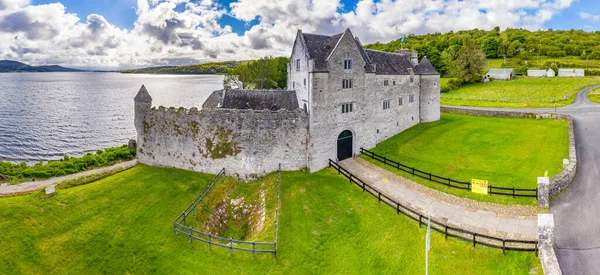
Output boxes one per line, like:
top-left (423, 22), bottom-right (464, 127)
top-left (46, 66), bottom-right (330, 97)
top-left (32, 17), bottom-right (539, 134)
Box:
top-left (445, 85), bottom-right (600, 274)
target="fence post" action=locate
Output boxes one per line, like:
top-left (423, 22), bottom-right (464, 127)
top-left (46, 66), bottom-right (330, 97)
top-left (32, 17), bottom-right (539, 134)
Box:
top-left (384, 156), bottom-right (387, 165)
top-left (419, 215), bottom-right (422, 227)
top-left (396, 203), bottom-right (400, 214)
top-left (513, 187), bottom-right (515, 198)
top-left (378, 192), bottom-right (381, 203)
top-left (362, 182), bottom-right (366, 192)
top-left (429, 172), bottom-right (432, 182)
top-left (445, 226), bottom-right (448, 240)
top-left (208, 234), bottom-right (212, 251)
top-left (535, 243), bottom-right (538, 257)
top-left (274, 241), bottom-right (277, 258)
top-left (473, 233), bottom-right (476, 248)
top-left (189, 227), bottom-right (193, 243)
top-left (229, 238), bottom-right (233, 255)
top-left (502, 240), bottom-right (506, 254)
top-left (349, 174), bottom-right (353, 183)
top-left (252, 241), bottom-right (256, 257)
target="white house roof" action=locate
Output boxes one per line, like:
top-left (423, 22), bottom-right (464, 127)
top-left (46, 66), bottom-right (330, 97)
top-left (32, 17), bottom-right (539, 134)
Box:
top-left (487, 68), bottom-right (514, 74)
top-left (558, 68), bottom-right (584, 72)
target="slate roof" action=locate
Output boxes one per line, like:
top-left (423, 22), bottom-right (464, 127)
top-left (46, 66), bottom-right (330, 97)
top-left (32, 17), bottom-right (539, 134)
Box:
top-left (202, 89), bottom-right (299, 111)
top-left (414, 56), bottom-right (439, 75)
top-left (300, 30), bottom-right (418, 75)
top-left (134, 85), bottom-right (152, 102)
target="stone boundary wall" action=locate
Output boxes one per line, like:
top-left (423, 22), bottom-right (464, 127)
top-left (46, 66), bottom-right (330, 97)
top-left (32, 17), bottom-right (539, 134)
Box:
top-left (138, 106), bottom-right (309, 180)
top-left (441, 107), bottom-right (578, 206)
top-left (538, 214), bottom-right (562, 275)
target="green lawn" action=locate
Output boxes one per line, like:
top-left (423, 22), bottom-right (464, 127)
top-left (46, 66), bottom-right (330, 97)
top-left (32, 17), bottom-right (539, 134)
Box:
top-left (363, 113), bottom-right (568, 205)
top-left (441, 77), bottom-right (600, 108)
top-left (589, 87), bottom-right (600, 104)
top-left (0, 165), bottom-right (540, 274)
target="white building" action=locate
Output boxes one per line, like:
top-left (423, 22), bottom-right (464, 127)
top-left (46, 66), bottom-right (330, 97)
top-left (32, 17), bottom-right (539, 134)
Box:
top-left (547, 68), bottom-right (556, 77)
top-left (527, 70), bottom-right (547, 77)
top-left (558, 69), bottom-right (584, 77)
top-left (486, 68), bottom-right (515, 80)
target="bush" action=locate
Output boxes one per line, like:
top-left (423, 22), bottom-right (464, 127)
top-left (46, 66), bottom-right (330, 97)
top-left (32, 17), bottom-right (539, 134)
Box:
top-left (0, 145), bottom-right (136, 183)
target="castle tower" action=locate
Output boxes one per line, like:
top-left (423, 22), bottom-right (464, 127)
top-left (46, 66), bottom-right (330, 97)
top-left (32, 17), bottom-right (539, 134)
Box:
top-left (134, 85), bottom-right (152, 145)
top-left (415, 57), bottom-right (441, 122)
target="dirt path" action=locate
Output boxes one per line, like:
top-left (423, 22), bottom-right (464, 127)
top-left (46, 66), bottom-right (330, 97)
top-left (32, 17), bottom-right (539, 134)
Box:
top-left (0, 160), bottom-right (137, 196)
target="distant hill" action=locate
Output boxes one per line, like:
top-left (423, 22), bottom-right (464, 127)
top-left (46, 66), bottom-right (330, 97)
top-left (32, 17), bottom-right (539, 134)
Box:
top-left (120, 61), bottom-right (242, 75)
top-left (0, 60), bottom-right (84, 72)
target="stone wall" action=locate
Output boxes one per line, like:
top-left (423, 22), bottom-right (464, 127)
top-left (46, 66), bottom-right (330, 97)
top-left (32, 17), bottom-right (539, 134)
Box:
top-left (441, 106), bottom-right (578, 206)
top-left (137, 106), bottom-right (309, 180)
top-left (538, 214), bottom-right (562, 275)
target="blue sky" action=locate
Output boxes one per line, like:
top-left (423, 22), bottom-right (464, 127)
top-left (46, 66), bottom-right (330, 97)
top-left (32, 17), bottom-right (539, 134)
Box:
top-left (2, 0), bottom-right (599, 69)
top-left (31, 0), bottom-right (599, 33)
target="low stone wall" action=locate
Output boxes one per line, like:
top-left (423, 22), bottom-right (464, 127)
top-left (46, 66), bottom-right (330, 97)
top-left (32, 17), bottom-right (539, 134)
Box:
top-left (138, 106), bottom-right (309, 180)
top-left (538, 214), bottom-right (562, 275)
top-left (441, 107), bottom-right (578, 206)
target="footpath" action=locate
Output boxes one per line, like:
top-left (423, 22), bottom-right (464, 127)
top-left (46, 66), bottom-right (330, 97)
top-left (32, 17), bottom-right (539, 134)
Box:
top-left (340, 158), bottom-right (538, 241)
top-left (0, 160), bottom-right (137, 196)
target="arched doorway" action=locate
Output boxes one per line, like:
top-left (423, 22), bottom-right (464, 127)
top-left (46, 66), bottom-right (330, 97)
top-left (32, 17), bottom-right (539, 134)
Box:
top-left (337, 130), bottom-right (353, 161)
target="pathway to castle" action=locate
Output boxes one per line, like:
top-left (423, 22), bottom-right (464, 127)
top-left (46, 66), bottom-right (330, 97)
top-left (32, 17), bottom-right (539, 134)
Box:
top-left (0, 160), bottom-right (137, 196)
top-left (340, 158), bottom-right (539, 240)
top-left (443, 85), bottom-right (600, 275)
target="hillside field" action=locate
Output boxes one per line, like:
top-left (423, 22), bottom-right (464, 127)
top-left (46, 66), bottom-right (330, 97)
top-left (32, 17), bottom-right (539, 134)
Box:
top-left (589, 87), bottom-right (600, 103)
top-left (0, 165), bottom-right (540, 274)
top-left (441, 77), bottom-right (600, 108)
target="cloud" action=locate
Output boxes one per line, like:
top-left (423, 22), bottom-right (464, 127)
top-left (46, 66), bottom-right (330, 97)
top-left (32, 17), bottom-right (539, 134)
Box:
top-left (579, 12), bottom-right (600, 23)
top-left (0, 0), bottom-right (577, 69)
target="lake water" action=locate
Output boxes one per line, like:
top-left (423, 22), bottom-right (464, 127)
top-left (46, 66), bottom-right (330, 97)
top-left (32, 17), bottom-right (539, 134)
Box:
top-left (0, 72), bottom-right (224, 163)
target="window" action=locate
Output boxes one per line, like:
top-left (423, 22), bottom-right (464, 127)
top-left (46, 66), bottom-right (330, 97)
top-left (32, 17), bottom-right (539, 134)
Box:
top-left (393, 80), bottom-right (396, 86)
top-left (304, 78), bottom-right (306, 87)
top-left (342, 102), bottom-right (353, 114)
top-left (383, 100), bottom-right (390, 110)
top-left (409, 95), bottom-right (415, 103)
top-left (399, 97), bottom-right (403, 106)
top-left (344, 59), bottom-right (352, 70)
top-left (384, 80), bottom-right (389, 86)
top-left (342, 79), bottom-right (353, 89)
top-left (292, 82), bottom-right (295, 89)
top-left (296, 59), bottom-right (300, 71)
top-left (410, 76), bottom-right (414, 83)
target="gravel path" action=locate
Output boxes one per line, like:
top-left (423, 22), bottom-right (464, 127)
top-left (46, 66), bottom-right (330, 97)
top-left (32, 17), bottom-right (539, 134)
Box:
top-left (0, 160), bottom-right (137, 196)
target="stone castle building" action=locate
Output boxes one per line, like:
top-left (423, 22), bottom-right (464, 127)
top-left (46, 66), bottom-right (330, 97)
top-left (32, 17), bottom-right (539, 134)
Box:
top-left (134, 28), bottom-right (440, 179)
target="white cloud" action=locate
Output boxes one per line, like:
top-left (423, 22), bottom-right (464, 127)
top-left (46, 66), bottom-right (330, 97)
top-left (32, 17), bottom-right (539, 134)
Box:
top-left (579, 12), bottom-right (600, 23)
top-left (0, 0), bottom-right (577, 69)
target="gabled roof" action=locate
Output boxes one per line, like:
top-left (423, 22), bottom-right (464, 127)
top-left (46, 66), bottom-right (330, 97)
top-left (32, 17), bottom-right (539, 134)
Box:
top-left (299, 29), bottom-right (418, 75)
top-left (414, 56), bottom-right (439, 75)
top-left (134, 85), bottom-right (152, 102)
top-left (202, 89), bottom-right (299, 111)
top-left (487, 68), bottom-right (515, 74)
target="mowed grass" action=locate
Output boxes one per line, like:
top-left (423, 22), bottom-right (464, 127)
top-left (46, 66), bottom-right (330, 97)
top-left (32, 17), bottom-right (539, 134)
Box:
top-left (0, 165), bottom-right (541, 274)
top-left (441, 77), bottom-right (600, 108)
top-left (363, 113), bottom-right (568, 205)
top-left (589, 87), bottom-right (600, 104)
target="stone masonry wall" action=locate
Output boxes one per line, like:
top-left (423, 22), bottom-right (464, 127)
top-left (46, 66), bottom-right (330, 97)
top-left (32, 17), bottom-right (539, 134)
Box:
top-left (441, 106), bottom-right (578, 204)
top-left (138, 106), bottom-right (309, 180)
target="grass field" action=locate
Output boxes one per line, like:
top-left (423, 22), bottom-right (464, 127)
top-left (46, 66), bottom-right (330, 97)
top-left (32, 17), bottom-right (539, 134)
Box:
top-left (363, 113), bottom-right (568, 205)
top-left (589, 87), bottom-right (600, 104)
top-left (441, 77), bottom-right (600, 108)
top-left (0, 165), bottom-right (541, 274)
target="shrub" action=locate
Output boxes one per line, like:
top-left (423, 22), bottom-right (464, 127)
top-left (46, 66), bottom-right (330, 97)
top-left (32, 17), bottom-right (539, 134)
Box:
top-left (0, 145), bottom-right (136, 183)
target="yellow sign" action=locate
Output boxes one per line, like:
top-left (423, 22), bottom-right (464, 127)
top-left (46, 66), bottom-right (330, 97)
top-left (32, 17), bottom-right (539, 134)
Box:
top-left (471, 179), bottom-right (489, 195)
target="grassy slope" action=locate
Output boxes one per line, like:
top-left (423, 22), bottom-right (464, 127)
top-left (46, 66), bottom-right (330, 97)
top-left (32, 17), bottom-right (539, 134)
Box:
top-left (363, 113), bottom-right (568, 205)
top-left (0, 165), bottom-right (540, 274)
top-left (441, 77), bottom-right (600, 108)
top-left (589, 87), bottom-right (600, 103)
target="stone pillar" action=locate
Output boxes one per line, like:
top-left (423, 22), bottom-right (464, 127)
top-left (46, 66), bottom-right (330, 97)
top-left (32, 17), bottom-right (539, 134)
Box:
top-left (538, 177), bottom-right (550, 208)
top-left (538, 214), bottom-right (562, 275)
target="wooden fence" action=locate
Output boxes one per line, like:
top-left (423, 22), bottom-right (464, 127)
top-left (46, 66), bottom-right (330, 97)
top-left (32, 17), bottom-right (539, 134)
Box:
top-left (329, 159), bottom-right (538, 254)
top-left (173, 165), bottom-right (282, 257)
top-left (360, 148), bottom-right (538, 199)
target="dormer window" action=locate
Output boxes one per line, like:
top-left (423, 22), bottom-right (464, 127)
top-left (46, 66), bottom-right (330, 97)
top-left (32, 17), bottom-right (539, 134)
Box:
top-left (344, 59), bottom-right (352, 70)
top-left (296, 59), bottom-right (300, 71)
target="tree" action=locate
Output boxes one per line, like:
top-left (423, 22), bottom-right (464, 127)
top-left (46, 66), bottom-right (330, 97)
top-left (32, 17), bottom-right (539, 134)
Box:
top-left (223, 56), bottom-right (290, 89)
top-left (457, 40), bottom-right (487, 84)
top-left (481, 38), bottom-right (500, 58)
